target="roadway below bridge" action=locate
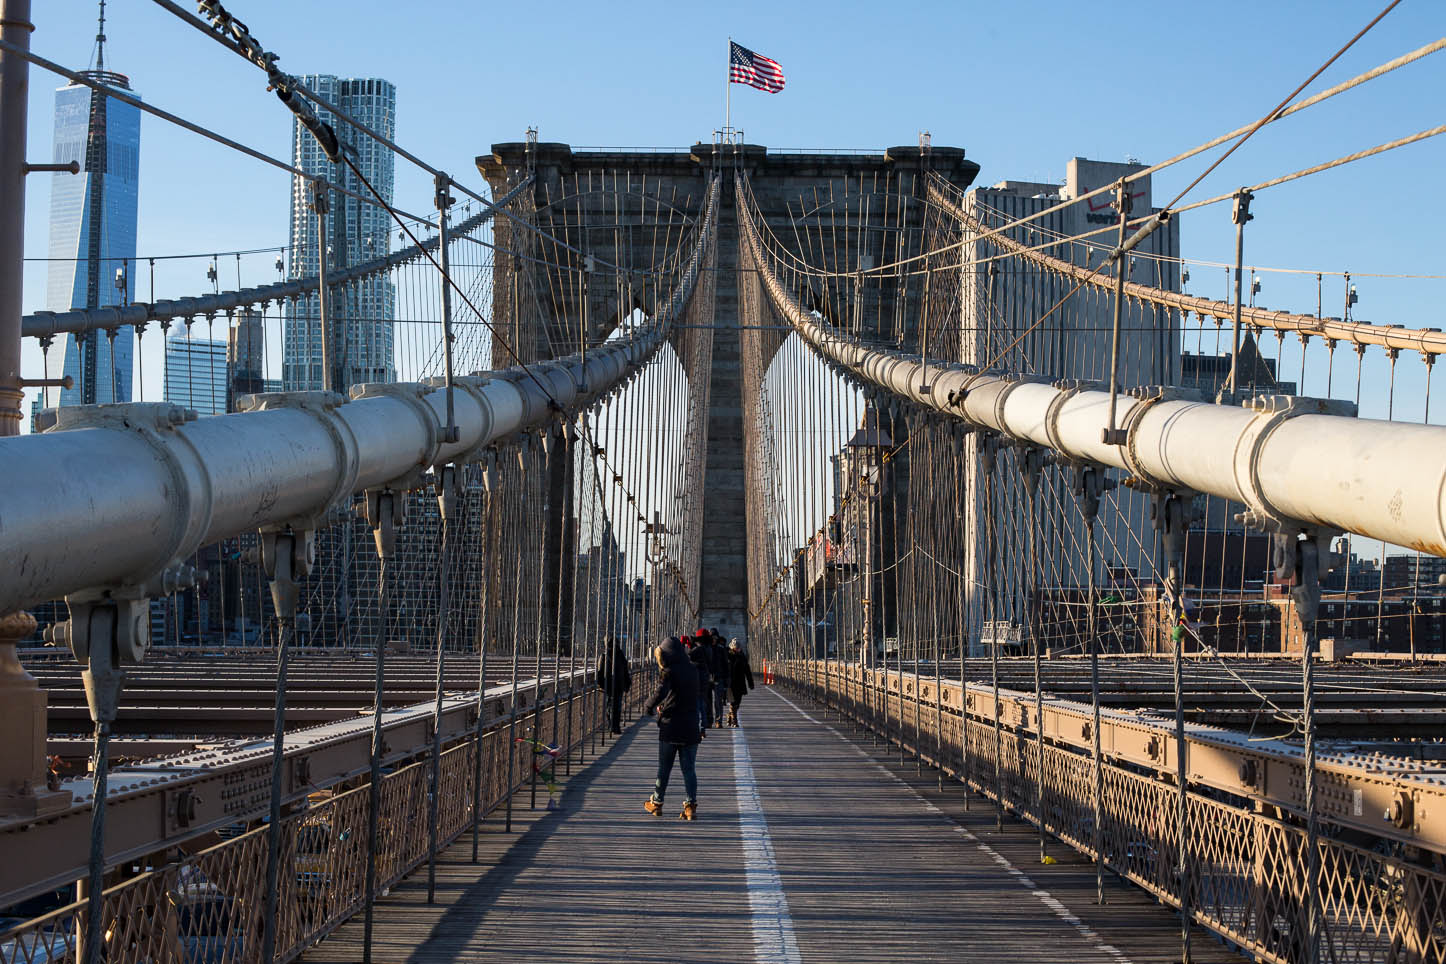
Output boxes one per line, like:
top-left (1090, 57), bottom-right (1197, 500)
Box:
top-left (304, 685), bottom-right (1238, 963)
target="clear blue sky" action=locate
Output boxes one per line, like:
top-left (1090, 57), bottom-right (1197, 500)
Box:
top-left (17, 0), bottom-right (1446, 418)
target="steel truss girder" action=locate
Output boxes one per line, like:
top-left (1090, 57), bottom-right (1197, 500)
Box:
top-left (825, 661), bottom-right (1446, 854)
top-left (0, 672), bottom-right (573, 909)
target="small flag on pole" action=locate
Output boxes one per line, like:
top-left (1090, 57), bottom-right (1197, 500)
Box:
top-left (729, 41), bottom-right (785, 93)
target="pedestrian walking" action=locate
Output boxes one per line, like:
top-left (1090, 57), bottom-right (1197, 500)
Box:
top-left (595, 637), bottom-right (631, 734)
top-left (708, 628), bottom-right (730, 728)
top-left (644, 636), bottom-right (701, 820)
top-left (725, 637), bottom-right (755, 727)
top-left (686, 629), bottom-right (713, 732)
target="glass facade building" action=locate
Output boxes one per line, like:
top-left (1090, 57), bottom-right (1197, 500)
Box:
top-left (164, 333), bottom-right (229, 415)
top-left (283, 76), bottom-right (397, 391)
top-left (44, 72), bottom-right (141, 407)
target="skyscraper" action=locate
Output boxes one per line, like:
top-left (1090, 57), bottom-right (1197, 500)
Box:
top-left (228, 309), bottom-right (265, 400)
top-left (282, 76), bottom-right (397, 391)
top-left (164, 333), bottom-right (228, 415)
top-left (43, 16), bottom-right (141, 408)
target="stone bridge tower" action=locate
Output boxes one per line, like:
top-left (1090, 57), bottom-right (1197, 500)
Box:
top-left (478, 140), bottom-right (980, 645)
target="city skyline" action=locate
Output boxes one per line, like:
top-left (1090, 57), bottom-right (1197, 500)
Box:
top-left (14, 1), bottom-right (1444, 422)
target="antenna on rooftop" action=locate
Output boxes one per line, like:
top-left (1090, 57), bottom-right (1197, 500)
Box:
top-left (93, 0), bottom-right (107, 72)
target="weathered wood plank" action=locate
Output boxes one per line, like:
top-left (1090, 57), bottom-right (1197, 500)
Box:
top-left (304, 688), bottom-right (1241, 963)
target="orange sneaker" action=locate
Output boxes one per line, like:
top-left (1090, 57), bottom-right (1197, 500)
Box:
top-left (644, 798), bottom-right (663, 816)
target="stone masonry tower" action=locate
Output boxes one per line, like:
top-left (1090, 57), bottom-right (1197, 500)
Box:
top-left (478, 141), bottom-right (979, 644)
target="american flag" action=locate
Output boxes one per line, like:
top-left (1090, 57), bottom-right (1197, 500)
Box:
top-left (729, 41), bottom-right (785, 93)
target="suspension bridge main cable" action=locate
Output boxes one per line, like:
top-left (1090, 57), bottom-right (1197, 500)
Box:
top-left (966, 194), bottom-right (1446, 282)
top-left (1156, 0), bottom-right (1402, 215)
top-left (146, 0), bottom-right (721, 415)
top-left (157, 0), bottom-right (658, 278)
top-left (1169, 122), bottom-right (1446, 216)
top-left (929, 170), bottom-right (1446, 356)
top-left (944, 16), bottom-right (1436, 266)
top-left (754, 32), bottom-right (1444, 288)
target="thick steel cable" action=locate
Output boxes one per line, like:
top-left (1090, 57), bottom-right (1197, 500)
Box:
top-left (82, 720), bottom-right (110, 964)
top-left (258, 613), bottom-right (293, 963)
top-left (503, 446), bottom-right (526, 833)
top-left (20, 179), bottom-right (528, 341)
top-left (0, 38), bottom-right (433, 224)
top-left (968, 191), bottom-right (1446, 282)
top-left (1084, 512), bottom-right (1104, 906)
top-left (1160, 0), bottom-right (1403, 216)
top-left (425, 478), bottom-right (451, 903)
top-left (154, 0), bottom-right (663, 279)
top-left (930, 20), bottom-right (1434, 268)
top-left (1173, 122), bottom-right (1446, 217)
top-left (361, 547), bottom-right (389, 964)
top-left (339, 156), bottom-right (720, 495)
top-left (470, 464), bottom-right (494, 863)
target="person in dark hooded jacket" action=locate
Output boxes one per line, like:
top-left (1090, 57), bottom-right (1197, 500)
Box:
top-left (686, 629), bottom-right (713, 732)
top-left (725, 637), bottom-right (755, 727)
top-left (595, 638), bottom-right (631, 734)
top-left (644, 636), bottom-right (701, 819)
top-left (708, 628), bottom-right (730, 728)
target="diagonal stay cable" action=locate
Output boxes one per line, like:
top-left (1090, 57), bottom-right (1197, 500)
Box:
top-left (1169, 123), bottom-right (1446, 216)
top-left (153, 0), bottom-right (654, 277)
top-left (0, 38), bottom-right (433, 225)
top-left (1157, 0), bottom-right (1403, 214)
top-left (934, 19), bottom-right (1435, 266)
top-left (339, 153), bottom-right (577, 410)
top-left (780, 32), bottom-right (1446, 286)
top-left (932, 1), bottom-right (1405, 395)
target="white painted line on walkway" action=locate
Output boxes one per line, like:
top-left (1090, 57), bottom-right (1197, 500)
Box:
top-left (732, 727), bottom-right (804, 964)
top-left (768, 688), bottom-right (1133, 964)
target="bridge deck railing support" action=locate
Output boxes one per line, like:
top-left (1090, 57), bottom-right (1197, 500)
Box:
top-left (774, 660), bottom-right (1446, 964)
top-left (0, 667), bottom-right (647, 963)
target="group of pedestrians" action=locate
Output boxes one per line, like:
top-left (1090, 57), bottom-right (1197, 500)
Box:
top-left (641, 628), bottom-right (754, 820)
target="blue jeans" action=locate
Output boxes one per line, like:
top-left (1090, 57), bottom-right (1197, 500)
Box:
top-left (652, 740), bottom-right (697, 805)
top-left (697, 694), bottom-right (712, 730)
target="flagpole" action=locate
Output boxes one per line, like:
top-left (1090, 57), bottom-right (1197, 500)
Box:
top-left (725, 36), bottom-right (732, 142)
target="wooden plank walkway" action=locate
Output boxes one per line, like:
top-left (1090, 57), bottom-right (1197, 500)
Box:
top-left (304, 686), bottom-right (1242, 963)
